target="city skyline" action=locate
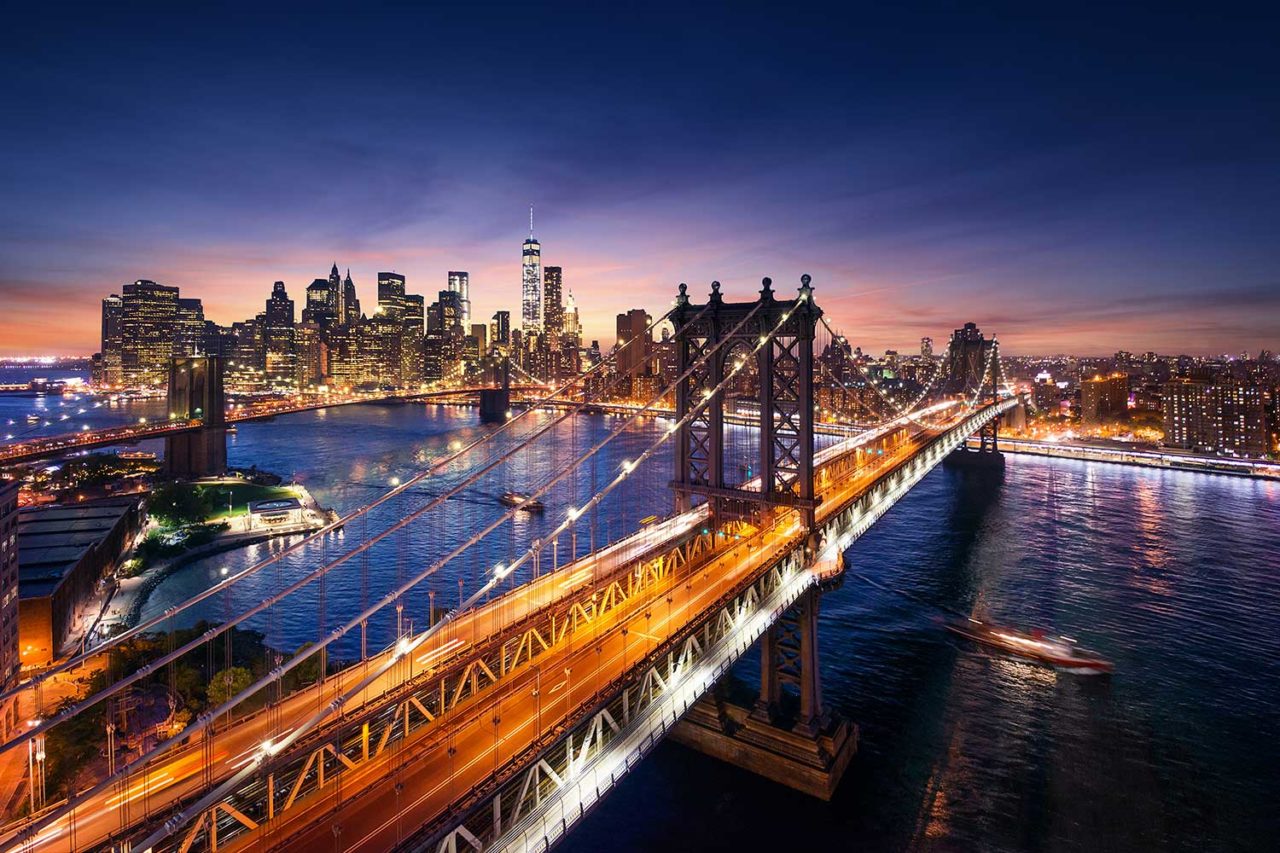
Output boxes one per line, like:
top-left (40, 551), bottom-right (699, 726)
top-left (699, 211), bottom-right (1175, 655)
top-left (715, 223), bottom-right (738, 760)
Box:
top-left (2, 6), bottom-right (1279, 357)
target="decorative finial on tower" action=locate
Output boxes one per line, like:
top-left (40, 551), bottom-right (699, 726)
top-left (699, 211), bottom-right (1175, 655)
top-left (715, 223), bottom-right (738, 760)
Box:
top-left (760, 276), bottom-right (774, 301)
top-left (676, 282), bottom-right (689, 307)
top-left (798, 273), bottom-right (813, 302)
top-left (710, 280), bottom-right (722, 303)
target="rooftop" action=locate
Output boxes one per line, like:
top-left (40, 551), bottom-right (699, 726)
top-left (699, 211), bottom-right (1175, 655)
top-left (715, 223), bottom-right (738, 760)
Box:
top-left (17, 498), bottom-right (136, 599)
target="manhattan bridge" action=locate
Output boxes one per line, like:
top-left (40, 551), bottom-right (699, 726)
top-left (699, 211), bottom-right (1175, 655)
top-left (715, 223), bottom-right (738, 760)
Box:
top-left (1, 275), bottom-right (1017, 853)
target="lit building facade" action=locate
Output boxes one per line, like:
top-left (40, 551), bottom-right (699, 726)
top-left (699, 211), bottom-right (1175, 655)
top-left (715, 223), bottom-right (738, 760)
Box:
top-left (174, 297), bottom-right (207, 356)
top-left (0, 480), bottom-right (19, 741)
top-left (263, 281), bottom-right (298, 391)
top-left (295, 321), bottom-right (325, 388)
top-left (1081, 373), bottom-right (1129, 424)
top-left (448, 271), bottom-right (471, 325)
top-left (303, 278), bottom-right (337, 327)
top-left (377, 272), bottom-right (406, 320)
top-left (341, 268), bottom-right (360, 326)
top-left (615, 308), bottom-right (652, 380)
top-left (100, 294), bottom-right (124, 387)
top-left (1163, 378), bottom-right (1269, 457)
top-left (542, 266), bottom-right (564, 379)
top-left (521, 232), bottom-right (541, 330)
top-left (121, 279), bottom-right (179, 387)
top-left (491, 310), bottom-right (511, 351)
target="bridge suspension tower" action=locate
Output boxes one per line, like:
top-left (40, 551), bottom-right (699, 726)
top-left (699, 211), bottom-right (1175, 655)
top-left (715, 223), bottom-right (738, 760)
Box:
top-left (669, 275), bottom-right (856, 799)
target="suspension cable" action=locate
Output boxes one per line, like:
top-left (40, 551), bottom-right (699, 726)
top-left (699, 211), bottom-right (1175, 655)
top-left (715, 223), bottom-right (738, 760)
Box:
top-left (0, 306), bottom-right (681, 747)
top-left (818, 316), bottom-right (949, 427)
top-left (126, 294), bottom-right (804, 853)
top-left (1, 307), bottom-right (678, 708)
top-left (2, 303), bottom-right (716, 845)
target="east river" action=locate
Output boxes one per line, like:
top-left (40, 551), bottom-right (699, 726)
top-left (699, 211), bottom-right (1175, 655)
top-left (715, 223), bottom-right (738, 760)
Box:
top-left (12, 388), bottom-right (1280, 851)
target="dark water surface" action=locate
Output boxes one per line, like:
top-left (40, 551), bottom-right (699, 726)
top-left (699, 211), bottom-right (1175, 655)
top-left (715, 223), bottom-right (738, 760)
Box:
top-left (0, 367), bottom-right (166, 445)
top-left (132, 402), bottom-right (1279, 852)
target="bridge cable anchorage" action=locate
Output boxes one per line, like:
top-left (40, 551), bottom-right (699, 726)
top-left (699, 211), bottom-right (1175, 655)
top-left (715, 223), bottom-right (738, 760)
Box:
top-left (0, 305), bottom-right (683, 719)
top-left (121, 295), bottom-right (801, 853)
top-left (1, 304), bottom-right (710, 848)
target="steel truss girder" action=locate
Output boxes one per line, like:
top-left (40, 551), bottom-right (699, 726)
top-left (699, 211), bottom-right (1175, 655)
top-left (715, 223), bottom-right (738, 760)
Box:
top-left (672, 278), bottom-right (822, 525)
top-left (421, 549), bottom-right (815, 853)
top-left (151, 526), bottom-right (743, 852)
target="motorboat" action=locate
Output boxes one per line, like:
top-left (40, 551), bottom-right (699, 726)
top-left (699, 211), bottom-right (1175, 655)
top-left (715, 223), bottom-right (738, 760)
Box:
top-left (499, 491), bottom-right (544, 512)
top-left (944, 616), bottom-right (1113, 674)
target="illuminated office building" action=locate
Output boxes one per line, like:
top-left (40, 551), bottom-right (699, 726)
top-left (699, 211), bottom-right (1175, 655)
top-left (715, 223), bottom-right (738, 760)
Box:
top-left (377, 272), bottom-right (406, 320)
top-left (121, 279), bottom-right (179, 387)
top-left (448, 271), bottom-right (471, 325)
top-left (521, 212), bottom-right (541, 330)
top-left (263, 281), bottom-right (297, 391)
top-left (99, 294), bottom-right (124, 386)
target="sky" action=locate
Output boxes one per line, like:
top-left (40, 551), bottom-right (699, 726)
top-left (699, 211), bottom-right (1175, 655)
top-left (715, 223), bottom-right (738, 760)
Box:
top-left (1, 2), bottom-right (1278, 357)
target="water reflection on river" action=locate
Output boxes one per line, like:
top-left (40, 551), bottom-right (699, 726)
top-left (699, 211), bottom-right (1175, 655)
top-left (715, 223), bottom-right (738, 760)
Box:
top-left (139, 402), bottom-right (1278, 852)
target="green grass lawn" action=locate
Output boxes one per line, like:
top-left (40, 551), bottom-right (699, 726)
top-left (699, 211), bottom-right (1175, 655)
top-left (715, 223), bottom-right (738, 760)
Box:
top-left (202, 483), bottom-right (301, 521)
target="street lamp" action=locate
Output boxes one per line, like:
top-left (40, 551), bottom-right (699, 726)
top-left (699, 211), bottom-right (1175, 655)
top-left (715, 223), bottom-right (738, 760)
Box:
top-left (27, 733), bottom-right (46, 811)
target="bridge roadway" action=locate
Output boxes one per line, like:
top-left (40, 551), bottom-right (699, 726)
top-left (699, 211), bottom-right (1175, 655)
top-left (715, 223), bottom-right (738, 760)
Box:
top-left (0, 386), bottom-right (540, 466)
top-left (256, 418), bottom-right (942, 853)
top-left (3, 407), bottom-right (960, 852)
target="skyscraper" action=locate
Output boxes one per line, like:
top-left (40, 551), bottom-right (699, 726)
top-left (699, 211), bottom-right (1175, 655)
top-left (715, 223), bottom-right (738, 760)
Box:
top-left (225, 318), bottom-right (265, 392)
top-left (521, 209), bottom-right (542, 330)
top-left (403, 293), bottom-right (425, 337)
top-left (491, 310), bottom-right (511, 351)
top-left (541, 266), bottom-right (565, 379)
top-left (448, 271), bottom-right (471, 325)
top-left (543, 267), bottom-right (563, 338)
top-left (377, 272), bottom-right (406, 320)
top-left (100, 294), bottom-right (123, 387)
top-left (615, 309), bottom-right (652, 379)
top-left (342, 269), bottom-right (361, 325)
top-left (562, 290), bottom-right (582, 376)
top-left (920, 337), bottom-right (933, 359)
top-left (263, 281), bottom-right (297, 390)
top-left (304, 278), bottom-right (337, 327)
top-left (175, 297), bottom-right (206, 356)
top-left (328, 263), bottom-right (344, 324)
top-left (121, 279), bottom-right (179, 387)
top-left (296, 321), bottom-right (325, 388)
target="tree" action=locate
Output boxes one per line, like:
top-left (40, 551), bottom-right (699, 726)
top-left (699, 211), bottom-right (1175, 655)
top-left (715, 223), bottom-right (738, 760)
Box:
top-left (148, 483), bottom-right (215, 528)
top-left (207, 666), bottom-right (254, 707)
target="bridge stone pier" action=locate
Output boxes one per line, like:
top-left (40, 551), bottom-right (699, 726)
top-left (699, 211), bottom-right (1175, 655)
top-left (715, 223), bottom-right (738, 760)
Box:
top-left (164, 354), bottom-right (227, 478)
top-left (667, 276), bottom-right (857, 799)
top-left (479, 356), bottom-right (511, 423)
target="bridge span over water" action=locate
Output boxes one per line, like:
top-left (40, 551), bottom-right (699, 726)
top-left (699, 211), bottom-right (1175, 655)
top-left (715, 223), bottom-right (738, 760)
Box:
top-left (0, 384), bottom-right (543, 468)
top-left (0, 276), bottom-right (1017, 853)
